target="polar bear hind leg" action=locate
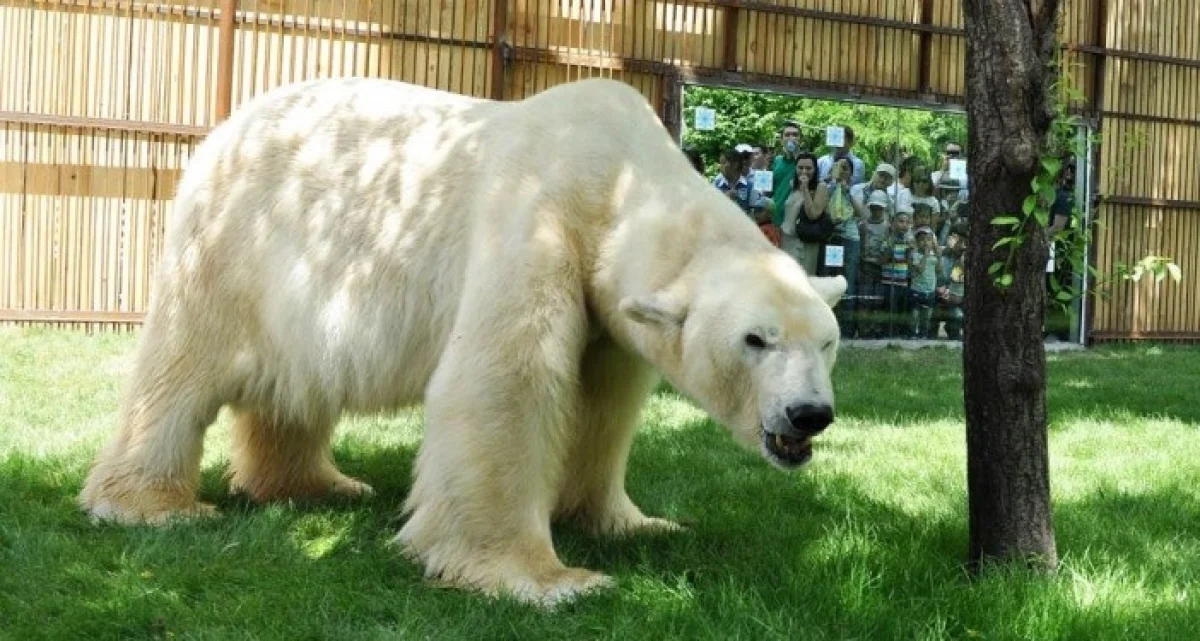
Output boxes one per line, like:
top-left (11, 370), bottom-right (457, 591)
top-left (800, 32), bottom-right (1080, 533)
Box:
top-left (78, 328), bottom-right (226, 524)
top-left (227, 409), bottom-right (373, 503)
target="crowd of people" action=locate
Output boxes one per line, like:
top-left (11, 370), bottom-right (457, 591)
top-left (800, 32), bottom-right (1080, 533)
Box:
top-left (685, 123), bottom-right (977, 340)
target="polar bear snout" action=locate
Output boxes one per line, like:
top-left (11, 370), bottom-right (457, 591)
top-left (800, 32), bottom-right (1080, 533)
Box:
top-left (786, 403), bottom-right (834, 436)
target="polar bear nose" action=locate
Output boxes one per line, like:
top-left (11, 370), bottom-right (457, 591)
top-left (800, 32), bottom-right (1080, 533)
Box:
top-left (786, 403), bottom-right (834, 435)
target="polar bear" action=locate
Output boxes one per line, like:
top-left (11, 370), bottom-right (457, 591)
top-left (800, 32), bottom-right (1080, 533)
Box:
top-left (78, 76), bottom-right (847, 606)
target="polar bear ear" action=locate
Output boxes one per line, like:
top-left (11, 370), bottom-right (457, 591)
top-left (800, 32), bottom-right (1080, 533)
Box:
top-left (620, 292), bottom-right (688, 328)
top-left (808, 275), bottom-right (848, 309)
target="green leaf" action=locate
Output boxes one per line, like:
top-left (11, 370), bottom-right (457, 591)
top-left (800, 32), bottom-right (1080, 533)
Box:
top-left (1023, 195), bottom-right (1039, 216)
top-left (998, 273), bottom-right (1014, 287)
top-left (1034, 208), bottom-right (1049, 228)
top-left (1055, 289), bottom-right (1075, 302)
top-left (992, 216), bottom-right (1022, 227)
top-left (992, 237), bottom-right (1018, 250)
top-left (1040, 185), bottom-right (1058, 207)
top-left (988, 262), bottom-right (1005, 275)
top-left (1041, 157), bottom-right (1062, 177)
top-left (1168, 263), bottom-right (1182, 282)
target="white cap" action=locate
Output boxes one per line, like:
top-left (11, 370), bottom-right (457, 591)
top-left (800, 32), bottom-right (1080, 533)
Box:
top-left (867, 190), bottom-right (890, 209)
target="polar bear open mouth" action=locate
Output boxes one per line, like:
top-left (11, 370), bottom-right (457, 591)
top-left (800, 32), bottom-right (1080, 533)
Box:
top-left (762, 430), bottom-right (813, 467)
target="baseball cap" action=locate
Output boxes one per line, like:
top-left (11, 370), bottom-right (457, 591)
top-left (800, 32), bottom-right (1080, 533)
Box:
top-left (875, 163), bottom-right (897, 179)
top-left (867, 190), bottom-right (890, 209)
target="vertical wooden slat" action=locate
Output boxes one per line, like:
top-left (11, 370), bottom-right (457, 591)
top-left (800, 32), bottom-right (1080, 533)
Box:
top-left (722, 3), bottom-right (737, 71)
top-left (215, 0), bottom-right (236, 121)
top-left (917, 0), bottom-right (933, 96)
top-left (491, 0), bottom-right (508, 98)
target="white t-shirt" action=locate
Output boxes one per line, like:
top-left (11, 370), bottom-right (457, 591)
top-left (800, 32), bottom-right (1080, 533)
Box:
top-left (888, 183), bottom-right (913, 215)
top-left (851, 181), bottom-right (903, 216)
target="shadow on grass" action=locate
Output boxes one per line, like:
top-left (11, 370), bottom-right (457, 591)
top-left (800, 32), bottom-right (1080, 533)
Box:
top-left (1, 405), bottom-right (1197, 639)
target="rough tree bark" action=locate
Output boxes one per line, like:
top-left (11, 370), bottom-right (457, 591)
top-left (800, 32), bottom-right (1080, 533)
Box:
top-left (961, 0), bottom-right (1060, 571)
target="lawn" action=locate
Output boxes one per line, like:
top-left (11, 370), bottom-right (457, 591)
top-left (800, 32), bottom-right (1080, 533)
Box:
top-left (1, 326), bottom-right (1197, 640)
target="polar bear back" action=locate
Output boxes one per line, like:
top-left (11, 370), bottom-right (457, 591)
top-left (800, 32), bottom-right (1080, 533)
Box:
top-left (154, 77), bottom-right (694, 419)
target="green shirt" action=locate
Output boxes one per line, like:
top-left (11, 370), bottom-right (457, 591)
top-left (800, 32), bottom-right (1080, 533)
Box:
top-left (771, 155), bottom-right (796, 226)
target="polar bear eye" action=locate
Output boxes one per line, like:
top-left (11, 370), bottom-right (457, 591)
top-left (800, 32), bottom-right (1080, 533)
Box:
top-left (822, 340), bottom-right (835, 352)
top-left (744, 333), bottom-right (767, 350)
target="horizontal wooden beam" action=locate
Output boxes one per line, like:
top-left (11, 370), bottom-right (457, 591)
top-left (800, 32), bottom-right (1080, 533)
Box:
top-left (508, 48), bottom-right (964, 110)
top-left (1090, 331), bottom-right (1200, 343)
top-left (0, 309), bottom-right (146, 323)
top-left (1102, 196), bottom-right (1200, 211)
top-left (1, 161), bottom-right (181, 199)
top-left (1098, 110), bottom-right (1200, 128)
top-left (701, 0), bottom-right (965, 37)
top-left (34, 0), bottom-right (493, 50)
top-left (1066, 43), bottom-right (1200, 70)
top-left (0, 111), bottom-right (210, 137)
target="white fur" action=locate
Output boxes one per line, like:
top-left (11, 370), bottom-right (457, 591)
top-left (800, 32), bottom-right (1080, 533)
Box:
top-left (78, 77), bottom-right (847, 607)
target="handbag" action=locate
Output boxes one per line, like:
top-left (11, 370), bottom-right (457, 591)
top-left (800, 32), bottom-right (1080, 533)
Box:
top-left (793, 211), bottom-right (837, 243)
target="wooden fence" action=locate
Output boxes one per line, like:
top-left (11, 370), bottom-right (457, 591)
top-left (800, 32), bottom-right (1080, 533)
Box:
top-left (2, 0), bottom-right (1198, 340)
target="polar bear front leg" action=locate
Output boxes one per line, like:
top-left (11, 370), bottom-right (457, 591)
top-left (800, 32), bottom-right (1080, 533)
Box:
top-left (554, 338), bottom-right (683, 537)
top-left (395, 289), bottom-right (611, 607)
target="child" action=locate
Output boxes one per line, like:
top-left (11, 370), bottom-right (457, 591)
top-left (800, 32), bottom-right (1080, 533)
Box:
top-left (908, 168), bottom-right (943, 243)
top-left (712, 146), bottom-right (778, 247)
top-left (909, 227), bottom-right (942, 339)
top-left (856, 189), bottom-right (892, 338)
top-left (935, 226), bottom-right (967, 340)
top-left (881, 207), bottom-right (914, 337)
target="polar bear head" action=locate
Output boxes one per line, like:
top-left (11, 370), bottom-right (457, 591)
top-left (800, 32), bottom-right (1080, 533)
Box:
top-left (621, 252), bottom-right (847, 471)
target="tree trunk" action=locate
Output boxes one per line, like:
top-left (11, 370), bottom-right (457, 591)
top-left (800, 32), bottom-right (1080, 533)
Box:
top-left (961, 0), bottom-right (1060, 571)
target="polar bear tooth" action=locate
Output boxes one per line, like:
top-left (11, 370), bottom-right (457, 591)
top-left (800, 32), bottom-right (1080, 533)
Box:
top-left (775, 434), bottom-right (784, 450)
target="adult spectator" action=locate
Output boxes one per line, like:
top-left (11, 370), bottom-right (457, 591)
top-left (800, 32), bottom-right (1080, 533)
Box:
top-left (780, 150), bottom-right (831, 275)
top-left (850, 163), bottom-right (898, 219)
top-left (771, 120), bottom-right (804, 227)
top-left (817, 126), bottom-right (866, 186)
top-left (931, 141), bottom-right (967, 190)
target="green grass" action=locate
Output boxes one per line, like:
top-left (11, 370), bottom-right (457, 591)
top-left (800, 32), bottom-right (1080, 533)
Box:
top-left (1, 326), bottom-right (1198, 640)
